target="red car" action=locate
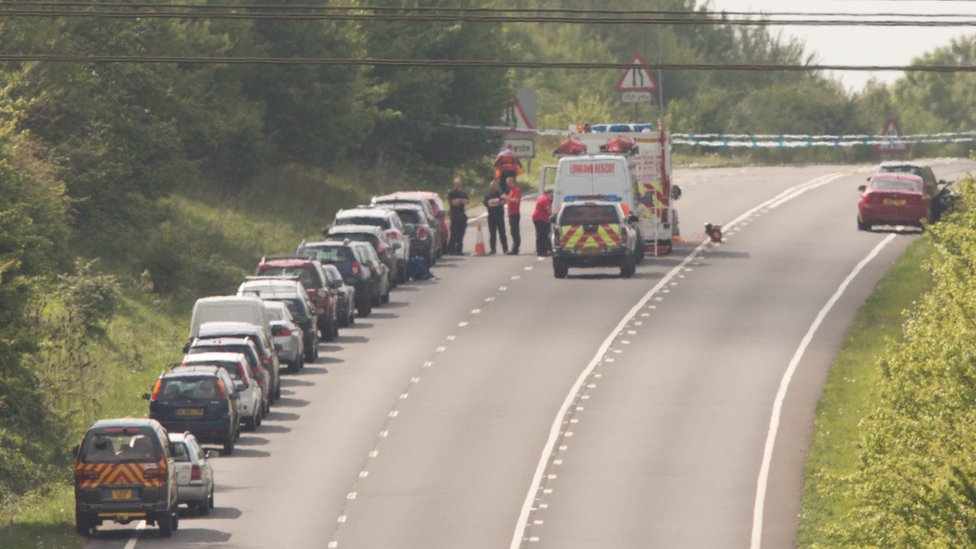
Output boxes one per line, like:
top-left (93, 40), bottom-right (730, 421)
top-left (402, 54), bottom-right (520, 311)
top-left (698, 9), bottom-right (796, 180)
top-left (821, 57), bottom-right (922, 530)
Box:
top-left (254, 256), bottom-right (340, 341)
top-left (857, 173), bottom-right (931, 231)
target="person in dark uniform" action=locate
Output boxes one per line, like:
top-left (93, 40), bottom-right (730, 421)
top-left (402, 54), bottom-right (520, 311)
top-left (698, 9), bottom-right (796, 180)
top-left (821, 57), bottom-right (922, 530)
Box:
top-left (447, 176), bottom-right (469, 255)
top-left (483, 179), bottom-right (508, 255)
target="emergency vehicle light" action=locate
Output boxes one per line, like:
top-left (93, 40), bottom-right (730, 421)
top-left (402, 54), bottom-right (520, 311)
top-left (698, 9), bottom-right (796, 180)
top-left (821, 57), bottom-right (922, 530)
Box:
top-left (565, 194), bottom-right (622, 203)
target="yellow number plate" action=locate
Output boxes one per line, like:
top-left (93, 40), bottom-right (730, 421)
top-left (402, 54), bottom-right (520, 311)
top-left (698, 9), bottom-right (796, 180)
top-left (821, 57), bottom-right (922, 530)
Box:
top-left (178, 407), bottom-right (204, 416)
top-left (111, 489), bottom-right (133, 500)
top-left (883, 198), bottom-right (906, 206)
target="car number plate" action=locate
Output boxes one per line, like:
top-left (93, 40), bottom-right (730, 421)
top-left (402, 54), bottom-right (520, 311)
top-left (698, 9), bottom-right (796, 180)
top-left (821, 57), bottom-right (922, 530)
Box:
top-left (580, 247), bottom-right (602, 255)
top-left (111, 489), bottom-right (133, 500)
top-left (883, 198), bottom-right (906, 206)
top-left (178, 407), bottom-right (205, 417)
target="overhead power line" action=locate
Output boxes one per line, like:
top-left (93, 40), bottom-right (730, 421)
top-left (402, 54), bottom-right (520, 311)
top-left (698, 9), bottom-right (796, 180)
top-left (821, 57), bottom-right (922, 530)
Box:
top-left (1, 7), bottom-right (976, 26)
top-left (1, 54), bottom-right (974, 73)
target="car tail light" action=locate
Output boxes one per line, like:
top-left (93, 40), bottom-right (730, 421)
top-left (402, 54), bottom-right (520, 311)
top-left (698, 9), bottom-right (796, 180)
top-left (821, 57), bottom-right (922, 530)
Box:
top-left (417, 227), bottom-right (428, 240)
top-left (386, 230), bottom-right (398, 240)
top-left (76, 469), bottom-right (100, 482)
top-left (150, 379), bottom-right (163, 401)
top-left (191, 465), bottom-right (201, 482)
top-left (144, 467), bottom-right (168, 481)
top-left (277, 326), bottom-right (292, 336)
top-left (216, 379), bottom-right (228, 399)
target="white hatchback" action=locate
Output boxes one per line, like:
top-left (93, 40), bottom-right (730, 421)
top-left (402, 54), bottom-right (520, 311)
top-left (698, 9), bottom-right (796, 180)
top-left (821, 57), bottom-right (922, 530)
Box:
top-left (169, 432), bottom-right (215, 515)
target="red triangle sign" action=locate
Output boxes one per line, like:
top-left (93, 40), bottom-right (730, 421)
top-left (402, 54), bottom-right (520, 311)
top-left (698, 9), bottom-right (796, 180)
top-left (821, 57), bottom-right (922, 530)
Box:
top-left (876, 118), bottom-right (909, 153)
top-left (615, 52), bottom-right (657, 93)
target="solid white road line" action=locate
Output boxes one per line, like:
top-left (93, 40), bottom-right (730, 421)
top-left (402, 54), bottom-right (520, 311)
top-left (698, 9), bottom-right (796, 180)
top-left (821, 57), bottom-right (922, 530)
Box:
top-left (509, 172), bottom-right (850, 549)
top-left (749, 232), bottom-right (896, 549)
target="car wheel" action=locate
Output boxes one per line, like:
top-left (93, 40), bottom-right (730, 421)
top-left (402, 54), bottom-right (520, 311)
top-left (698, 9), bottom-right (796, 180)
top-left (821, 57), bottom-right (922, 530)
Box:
top-left (75, 513), bottom-right (93, 537)
top-left (172, 509), bottom-right (179, 531)
top-left (208, 484), bottom-right (215, 509)
top-left (381, 286), bottom-right (390, 304)
top-left (553, 259), bottom-right (568, 279)
top-left (197, 499), bottom-right (210, 516)
top-left (857, 217), bottom-right (870, 231)
top-left (288, 359), bottom-right (300, 374)
top-left (157, 508), bottom-right (174, 538)
top-left (223, 435), bottom-right (235, 456)
top-left (398, 266), bottom-right (408, 285)
top-left (255, 407), bottom-right (262, 427)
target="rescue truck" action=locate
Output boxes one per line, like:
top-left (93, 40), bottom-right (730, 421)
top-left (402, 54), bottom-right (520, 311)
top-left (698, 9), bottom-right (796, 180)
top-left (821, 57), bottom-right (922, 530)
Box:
top-left (543, 122), bottom-right (681, 255)
top-left (551, 197), bottom-right (640, 279)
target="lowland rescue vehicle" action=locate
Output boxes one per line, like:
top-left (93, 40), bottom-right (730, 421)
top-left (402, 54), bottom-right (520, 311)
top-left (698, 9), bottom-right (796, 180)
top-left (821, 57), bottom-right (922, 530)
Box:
top-left (542, 122), bottom-right (681, 255)
top-left (551, 197), bottom-right (640, 278)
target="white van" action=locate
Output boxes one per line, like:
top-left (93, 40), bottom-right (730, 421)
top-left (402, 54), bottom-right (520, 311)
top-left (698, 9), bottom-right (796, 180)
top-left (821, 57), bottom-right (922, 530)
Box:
top-left (551, 154), bottom-right (640, 214)
top-left (188, 296), bottom-right (272, 342)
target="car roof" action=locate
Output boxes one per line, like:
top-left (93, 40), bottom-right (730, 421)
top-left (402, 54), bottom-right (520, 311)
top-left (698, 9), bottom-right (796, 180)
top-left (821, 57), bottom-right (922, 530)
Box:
top-left (328, 224), bottom-right (385, 235)
top-left (195, 295), bottom-right (264, 305)
top-left (337, 207), bottom-right (397, 218)
top-left (190, 337), bottom-right (255, 348)
top-left (198, 321), bottom-right (262, 336)
top-left (259, 257), bottom-right (318, 267)
top-left (162, 364), bottom-right (226, 378)
top-left (870, 172), bottom-right (923, 182)
top-left (183, 351), bottom-right (246, 363)
top-left (90, 418), bottom-right (162, 430)
top-left (561, 199), bottom-right (624, 208)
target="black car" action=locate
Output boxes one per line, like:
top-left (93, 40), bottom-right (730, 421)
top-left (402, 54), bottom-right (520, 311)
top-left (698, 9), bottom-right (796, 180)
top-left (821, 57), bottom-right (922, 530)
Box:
top-left (297, 240), bottom-right (381, 317)
top-left (146, 366), bottom-right (240, 455)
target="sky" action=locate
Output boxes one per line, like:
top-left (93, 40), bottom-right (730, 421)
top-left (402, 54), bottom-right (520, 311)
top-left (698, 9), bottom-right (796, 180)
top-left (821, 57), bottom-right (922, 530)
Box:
top-left (704, 0), bottom-right (976, 92)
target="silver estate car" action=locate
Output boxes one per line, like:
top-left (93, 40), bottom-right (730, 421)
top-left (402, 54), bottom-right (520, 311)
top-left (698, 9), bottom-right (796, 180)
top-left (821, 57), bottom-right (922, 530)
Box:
top-left (169, 432), bottom-right (215, 515)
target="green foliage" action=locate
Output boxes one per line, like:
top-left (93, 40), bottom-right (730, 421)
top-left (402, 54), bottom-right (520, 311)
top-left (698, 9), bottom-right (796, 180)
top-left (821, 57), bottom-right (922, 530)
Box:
top-left (821, 177), bottom-right (976, 547)
top-left (56, 260), bottom-right (120, 337)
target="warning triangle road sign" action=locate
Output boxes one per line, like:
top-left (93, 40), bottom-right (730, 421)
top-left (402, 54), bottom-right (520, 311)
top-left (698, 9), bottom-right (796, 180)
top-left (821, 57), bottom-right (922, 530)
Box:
top-left (502, 99), bottom-right (534, 133)
top-left (615, 52), bottom-right (658, 93)
top-left (876, 118), bottom-right (909, 154)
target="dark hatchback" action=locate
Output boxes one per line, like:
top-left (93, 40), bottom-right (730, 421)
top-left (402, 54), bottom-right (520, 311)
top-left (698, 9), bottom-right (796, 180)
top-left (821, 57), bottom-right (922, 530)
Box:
top-left (297, 240), bottom-right (379, 317)
top-left (146, 366), bottom-right (240, 456)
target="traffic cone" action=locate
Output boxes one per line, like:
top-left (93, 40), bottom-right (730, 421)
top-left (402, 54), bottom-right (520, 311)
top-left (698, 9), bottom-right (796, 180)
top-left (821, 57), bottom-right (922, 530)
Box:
top-left (472, 221), bottom-right (486, 256)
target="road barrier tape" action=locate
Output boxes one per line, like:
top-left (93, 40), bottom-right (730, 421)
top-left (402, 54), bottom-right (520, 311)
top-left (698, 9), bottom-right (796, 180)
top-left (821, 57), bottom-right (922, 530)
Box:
top-left (438, 121), bottom-right (976, 148)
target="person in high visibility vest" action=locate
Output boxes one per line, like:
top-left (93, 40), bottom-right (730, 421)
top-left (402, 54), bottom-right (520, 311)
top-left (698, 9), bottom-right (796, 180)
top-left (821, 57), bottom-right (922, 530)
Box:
top-left (493, 147), bottom-right (522, 194)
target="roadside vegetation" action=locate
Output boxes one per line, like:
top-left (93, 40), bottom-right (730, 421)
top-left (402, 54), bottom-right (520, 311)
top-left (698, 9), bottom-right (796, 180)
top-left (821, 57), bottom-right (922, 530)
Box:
top-left (2, 1), bottom-right (976, 545)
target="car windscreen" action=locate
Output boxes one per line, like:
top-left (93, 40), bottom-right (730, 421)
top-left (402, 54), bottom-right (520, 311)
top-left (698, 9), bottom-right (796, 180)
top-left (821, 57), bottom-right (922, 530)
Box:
top-left (560, 205), bottom-right (619, 225)
top-left (256, 266), bottom-right (317, 289)
top-left (871, 178), bottom-right (922, 193)
top-left (82, 428), bottom-right (162, 463)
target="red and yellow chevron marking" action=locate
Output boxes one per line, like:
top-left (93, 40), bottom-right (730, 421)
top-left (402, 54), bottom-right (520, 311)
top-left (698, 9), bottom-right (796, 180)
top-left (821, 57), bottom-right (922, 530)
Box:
top-left (75, 459), bottom-right (166, 488)
top-left (560, 224), bottom-right (622, 250)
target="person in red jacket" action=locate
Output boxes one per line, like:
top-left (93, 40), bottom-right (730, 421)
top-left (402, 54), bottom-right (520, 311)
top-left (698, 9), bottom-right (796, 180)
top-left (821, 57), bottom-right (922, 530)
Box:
top-left (532, 189), bottom-right (553, 256)
top-left (493, 147), bottom-right (522, 194)
top-left (504, 177), bottom-right (521, 255)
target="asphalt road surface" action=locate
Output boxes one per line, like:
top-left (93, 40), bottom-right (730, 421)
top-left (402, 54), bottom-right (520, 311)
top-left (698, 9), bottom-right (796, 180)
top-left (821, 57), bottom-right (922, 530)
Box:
top-left (85, 160), bottom-right (976, 549)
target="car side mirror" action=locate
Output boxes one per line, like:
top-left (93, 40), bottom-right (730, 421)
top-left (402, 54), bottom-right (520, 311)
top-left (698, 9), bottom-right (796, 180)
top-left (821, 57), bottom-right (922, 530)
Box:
top-left (230, 392), bottom-right (240, 400)
top-left (204, 449), bottom-right (220, 459)
top-left (671, 185), bottom-right (682, 200)
top-left (858, 185), bottom-right (866, 192)
top-left (274, 343), bottom-right (284, 351)
top-left (142, 392), bottom-right (151, 401)
top-left (271, 325), bottom-right (284, 336)
top-left (71, 444), bottom-right (80, 457)
top-left (627, 214), bottom-right (639, 224)
top-left (549, 215), bottom-right (557, 224)
top-left (234, 380), bottom-right (246, 391)
top-left (392, 240), bottom-right (402, 249)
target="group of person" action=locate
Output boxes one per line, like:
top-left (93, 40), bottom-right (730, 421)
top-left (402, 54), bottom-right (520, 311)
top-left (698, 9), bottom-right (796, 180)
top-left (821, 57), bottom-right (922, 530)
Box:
top-left (445, 175), bottom-right (553, 258)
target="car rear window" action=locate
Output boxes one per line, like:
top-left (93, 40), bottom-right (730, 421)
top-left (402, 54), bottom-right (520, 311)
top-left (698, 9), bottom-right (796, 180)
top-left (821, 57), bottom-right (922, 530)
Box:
top-left (158, 376), bottom-right (223, 401)
top-left (561, 205), bottom-right (619, 225)
top-left (336, 216), bottom-right (390, 229)
top-left (327, 233), bottom-right (378, 247)
top-left (872, 178), bottom-right (922, 192)
top-left (256, 265), bottom-right (318, 289)
top-left (171, 441), bottom-right (190, 463)
top-left (303, 246), bottom-right (353, 262)
top-left (395, 209), bottom-right (422, 224)
top-left (188, 344), bottom-right (261, 372)
top-left (183, 360), bottom-right (242, 380)
top-left (82, 428), bottom-right (161, 463)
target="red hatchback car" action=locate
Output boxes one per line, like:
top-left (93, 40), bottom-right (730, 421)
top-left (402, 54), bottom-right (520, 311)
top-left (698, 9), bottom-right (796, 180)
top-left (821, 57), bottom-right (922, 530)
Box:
top-left (857, 173), bottom-right (931, 231)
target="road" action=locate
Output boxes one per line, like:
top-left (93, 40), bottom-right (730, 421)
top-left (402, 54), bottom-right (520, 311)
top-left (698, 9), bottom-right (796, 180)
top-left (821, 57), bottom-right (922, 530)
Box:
top-left (86, 161), bottom-right (975, 549)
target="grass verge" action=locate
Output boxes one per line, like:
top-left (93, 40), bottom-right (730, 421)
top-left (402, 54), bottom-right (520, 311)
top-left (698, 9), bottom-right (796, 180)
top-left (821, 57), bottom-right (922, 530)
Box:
top-left (797, 236), bottom-right (935, 547)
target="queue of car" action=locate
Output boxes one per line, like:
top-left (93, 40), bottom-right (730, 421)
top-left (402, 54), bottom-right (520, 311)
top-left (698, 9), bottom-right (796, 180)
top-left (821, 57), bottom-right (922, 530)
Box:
top-left (72, 189), bottom-right (448, 538)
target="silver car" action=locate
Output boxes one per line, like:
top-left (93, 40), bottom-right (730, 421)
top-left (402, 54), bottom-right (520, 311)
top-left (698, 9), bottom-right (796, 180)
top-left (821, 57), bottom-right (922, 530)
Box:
top-left (169, 432), bottom-right (215, 515)
top-left (263, 301), bottom-right (304, 373)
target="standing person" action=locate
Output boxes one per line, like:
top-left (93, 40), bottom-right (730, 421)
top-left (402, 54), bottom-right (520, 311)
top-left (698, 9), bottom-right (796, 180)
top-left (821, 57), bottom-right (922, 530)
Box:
top-left (447, 177), bottom-right (469, 254)
top-left (505, 176), bottom-right (521, 255)
top-left (483, 179), bottom-right (508, 255)
top-left (493, 147), bottom-right (522, 194)
top-left (532, 189), bottom-right (553, 256)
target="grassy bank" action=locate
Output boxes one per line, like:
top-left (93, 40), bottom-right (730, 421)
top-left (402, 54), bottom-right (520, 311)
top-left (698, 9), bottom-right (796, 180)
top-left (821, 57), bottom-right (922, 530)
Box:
top-left (797, 237), bottom-right (935, 546)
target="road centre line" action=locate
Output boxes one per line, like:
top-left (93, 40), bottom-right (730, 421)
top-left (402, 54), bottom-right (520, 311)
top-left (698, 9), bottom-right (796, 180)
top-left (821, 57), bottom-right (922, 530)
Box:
top-left (750, 232), bottom-right (896, 549)
top-left (508, 172), bottom-right (850, 549)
